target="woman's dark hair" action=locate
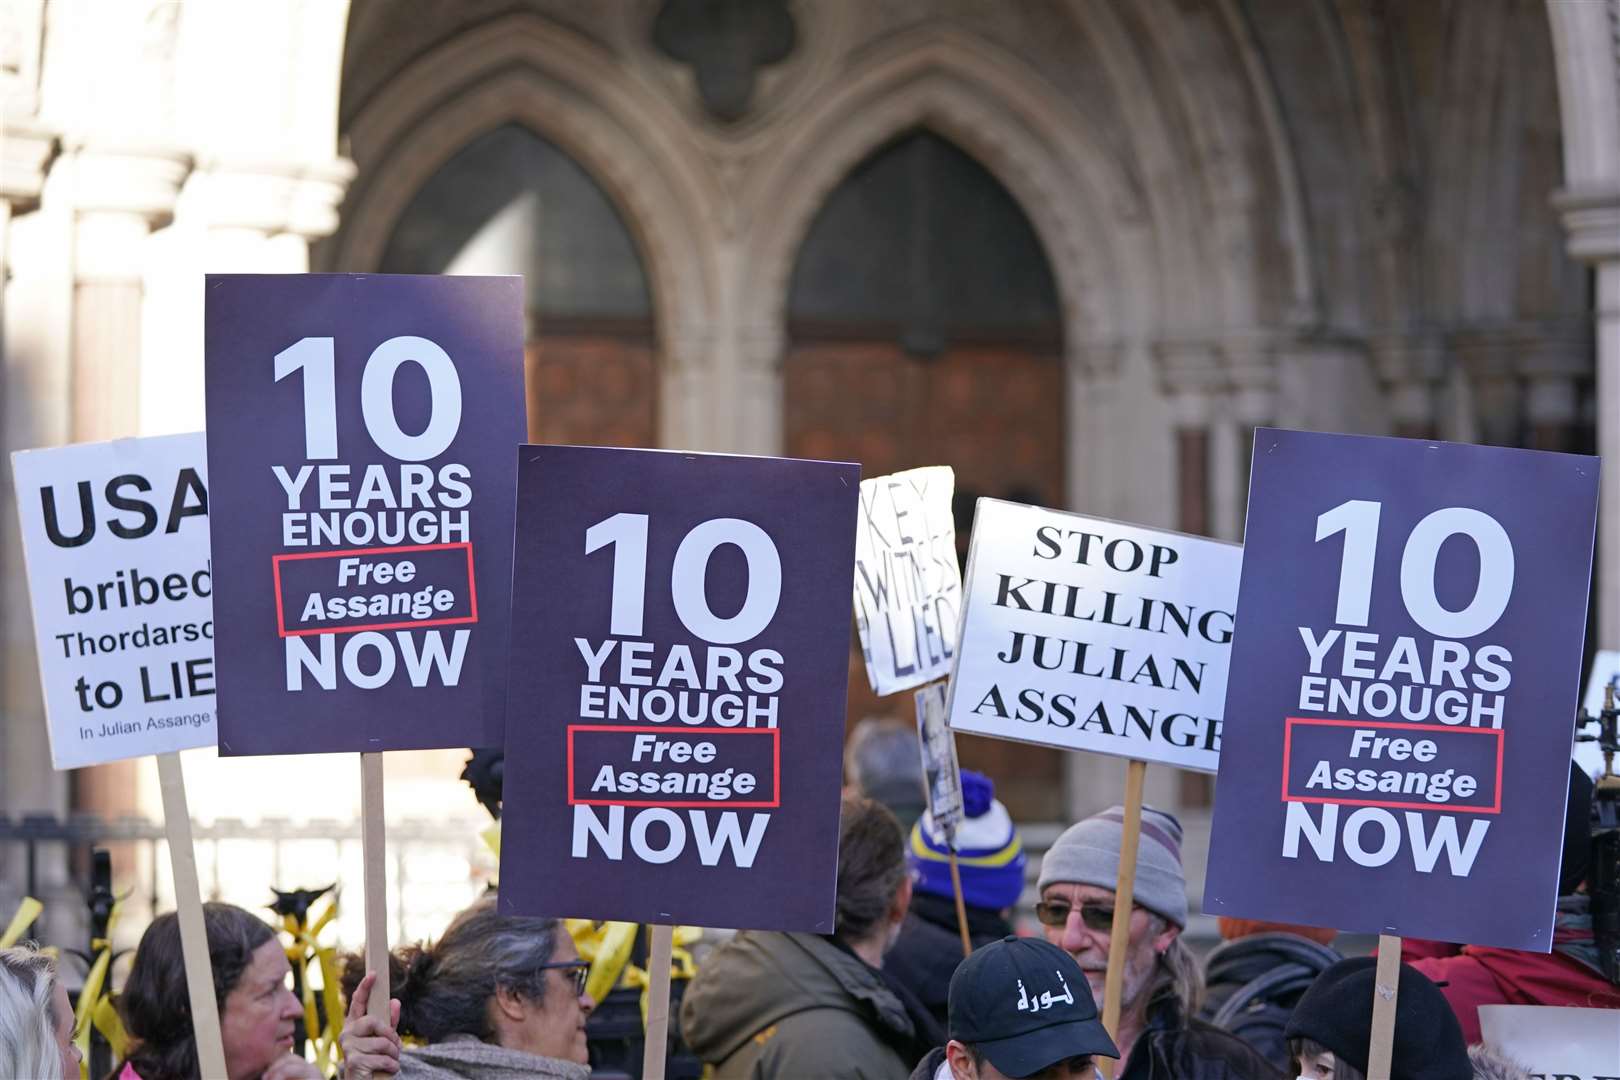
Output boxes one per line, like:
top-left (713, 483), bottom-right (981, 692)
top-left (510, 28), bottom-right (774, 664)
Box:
top-left (341, 897), bottom-right (562, 1042)
top-left (1288, 1037), bottom-right (1366, 1080)
top-left (834, 794), bottom-right (908, 943)
top-left (116, 902), bottom-right (276, 1080)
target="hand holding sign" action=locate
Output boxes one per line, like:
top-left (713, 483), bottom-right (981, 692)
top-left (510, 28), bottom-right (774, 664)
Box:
top-left (206, 273), bottom-right (526, 1025)
top-left (11, 433), bottom-right (229, 1078)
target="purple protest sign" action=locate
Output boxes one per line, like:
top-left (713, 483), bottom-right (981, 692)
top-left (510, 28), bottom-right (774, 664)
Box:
top-left (204, 274), bottom-right (525, 754)
top-left (1204, 429), bottom-right (1597, 950)
top-left (497, 446), bottom-right (859, 931)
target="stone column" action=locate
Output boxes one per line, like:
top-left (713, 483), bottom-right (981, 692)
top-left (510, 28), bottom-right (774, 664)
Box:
top-left (1153, 340), bottom-right (1224, 537)
top-left (1215, 335), bottom-right (1279, 542)
top-left (1374, 334), bottom-right (1445, 440)
top-left (46, 142), bottom-right (188, 817)
top-left (1557, 189), bottom-right (1620, 643)
top-left (1, 122), bottom-right (61, 826)
top-left (1064, 340), bottom-right (1123, 515)
top-left (1546, 0), bottom-right (1620, 643)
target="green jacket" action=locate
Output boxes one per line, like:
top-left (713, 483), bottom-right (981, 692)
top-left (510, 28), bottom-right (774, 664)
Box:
top-left (681, 931), bottom-right (919, 1080)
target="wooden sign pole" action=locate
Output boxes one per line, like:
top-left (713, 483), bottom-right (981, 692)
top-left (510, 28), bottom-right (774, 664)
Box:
top-left (947, 845), bottom-right (973, 957)
top-left (642, 923), bottom-right (675, 1080)
top-left (1097, 758), bottom-right (1147, 1080)
top-left (1366, 935), bottom-right (1402, 1080)
top-left (155, 752), bottom-right (229, 1079)
top-left (360, 751), bottom-right (391, 1020)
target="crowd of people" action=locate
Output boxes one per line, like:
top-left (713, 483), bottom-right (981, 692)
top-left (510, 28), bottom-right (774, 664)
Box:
top-left (0, 745), bottom-right (1615, 1079)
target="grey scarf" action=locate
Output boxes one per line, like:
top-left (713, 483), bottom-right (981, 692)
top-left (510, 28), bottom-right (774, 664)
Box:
top-left (397, 1035), bottom-right (592, 1080)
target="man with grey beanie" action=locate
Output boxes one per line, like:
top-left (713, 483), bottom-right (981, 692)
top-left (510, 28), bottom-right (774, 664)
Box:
top-left (1036, 805), bottom-right (1281, 1080)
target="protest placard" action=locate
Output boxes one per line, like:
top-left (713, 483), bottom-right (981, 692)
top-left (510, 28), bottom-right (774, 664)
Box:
top-left (12, 434), bottom-right (216, 768)
top-left (915, 680), bottom-right (972, 955)
top-left (945, 498), bottom-right (1240, 773)
top-left (205, 272), bottom-right (526, 1018)
top-left (203, 274), bottom-right (525, 754)
top-left (1478, 1005), bottom-right (1620, 1079)
top-left (1204, 428), bottom-right (1598, 952)
top-left (497, 445), bottom-right (860, 932)
top-left (853, 466), bottom-right (960, 695)
top-left (11, 432), bottom-right (227, 1076)
top-left (916, 681), bottom-right (964, 833)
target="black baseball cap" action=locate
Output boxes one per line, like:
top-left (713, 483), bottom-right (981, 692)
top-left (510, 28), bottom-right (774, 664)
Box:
top-left (948, 936), bottom-right (1119, 1078)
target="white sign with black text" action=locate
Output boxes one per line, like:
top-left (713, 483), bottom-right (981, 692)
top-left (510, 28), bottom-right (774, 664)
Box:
top-left (852, 466), bottom-right (961, 696)
top-left (946, 499), bottom-right (1240, 773)
top-left (916, 681), bottom-right (964, 835)
top-left (1478, 1005), bottom-right (1620, 1080)
top-left (12, 434), bottom-right (216, 768)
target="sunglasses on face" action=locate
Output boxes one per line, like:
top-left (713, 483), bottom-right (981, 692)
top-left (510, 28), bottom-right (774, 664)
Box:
top-left (538, 960), bottom-right (591, 996)
top-left (1034, 899), bottom-right (1116, 931)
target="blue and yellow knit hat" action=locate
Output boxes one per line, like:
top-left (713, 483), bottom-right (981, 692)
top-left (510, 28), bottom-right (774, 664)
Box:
top-left (909, 770), bottom-right (1026, 911)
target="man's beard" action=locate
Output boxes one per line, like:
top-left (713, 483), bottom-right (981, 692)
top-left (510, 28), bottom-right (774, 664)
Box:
top-left (1080, 945), bottom-right (1158, 1016)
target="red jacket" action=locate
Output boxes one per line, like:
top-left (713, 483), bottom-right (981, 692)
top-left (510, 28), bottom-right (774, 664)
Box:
top-left (1401, 936), bottom-right (1620, 1043)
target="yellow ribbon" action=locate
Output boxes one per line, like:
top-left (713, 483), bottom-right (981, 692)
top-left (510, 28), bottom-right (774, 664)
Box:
top-left (281, 895), bottom-right (344, 1075)
top-left (73, 893), bottom-right (126, 1079)
top-left (620, 927), bottom-right (701, 1025)
top-left (0, 896), bottom-right (43, 948)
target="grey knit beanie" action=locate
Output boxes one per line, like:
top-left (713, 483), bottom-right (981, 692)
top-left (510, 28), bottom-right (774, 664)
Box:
top-left (1036, 805), bottom-right (1187, 927)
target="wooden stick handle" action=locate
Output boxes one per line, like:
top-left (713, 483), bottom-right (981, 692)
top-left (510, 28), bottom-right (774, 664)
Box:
top-left (156, 752), bottom-right (229, 1080)
top-left (1098, 758), bottom-right (1147, 1080)
top-left (948, 849), bottom-right (973, 957)
top-left (361, 751), bottom-right (390, 1021)
top-left (642, 923), bottom-right (675, 1080)
top-left (1367, 934), bottom-right (1402, 1080)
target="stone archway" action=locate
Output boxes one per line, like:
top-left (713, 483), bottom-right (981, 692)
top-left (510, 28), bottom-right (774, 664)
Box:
top-left (331, 12), bottom-right (725, 450)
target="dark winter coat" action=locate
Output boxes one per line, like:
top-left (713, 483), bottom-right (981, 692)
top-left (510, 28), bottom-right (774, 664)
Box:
top-left (681, 931), bottom-right (939, 1080)
top-left (908, 1046), bottom-right (948, 1080)
top-left (1119, 997), bottom-right (1285, 1080)
top-left (1403, 933), bottom-right (1620, 1043)
top-left (883, 893), bottom-right (1014, 1031)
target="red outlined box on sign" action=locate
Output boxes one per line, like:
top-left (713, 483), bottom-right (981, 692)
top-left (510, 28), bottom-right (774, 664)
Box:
top-left (272, 542), bottom-right (478, 637)
top-left (566, 724), bottom-right (781, 808)
top-left (1281, 716), bottom-right (1504, 815)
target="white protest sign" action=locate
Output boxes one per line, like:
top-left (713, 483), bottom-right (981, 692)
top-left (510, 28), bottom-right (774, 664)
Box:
top-left (1479, 1005), bottom-right (1620, 1080)
top-left (1579, 651), bottom-right (1620, 783)
top-left (852, 466), bottom-right (961, 695)
top-left (946, 499), bottom-right (1239, 772)
top-left (12, 434), bottom-right (216, 768)
top-left (916, 681), bottom-right (964, 835)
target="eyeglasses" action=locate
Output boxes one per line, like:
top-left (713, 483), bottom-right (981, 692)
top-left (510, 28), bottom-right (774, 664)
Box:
top-left (1034, 899), bottom-right (1116, 931)
top-left (537, 960), bottom-right (591, 996)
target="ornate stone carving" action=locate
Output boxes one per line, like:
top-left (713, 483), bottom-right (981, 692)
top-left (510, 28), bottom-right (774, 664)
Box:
top-left (651, 0), bottom-right (796, 122)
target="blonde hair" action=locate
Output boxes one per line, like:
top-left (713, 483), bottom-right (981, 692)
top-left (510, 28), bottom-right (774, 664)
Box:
top-left (0, 944), bottom-right (63, 1080)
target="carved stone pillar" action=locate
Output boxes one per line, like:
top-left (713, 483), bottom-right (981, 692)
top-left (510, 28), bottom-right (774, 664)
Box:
top-left (46, 142), bottom-right (188, 817)
top-left (1555, 186), bottom-right (1620, 642)
top-left (1154, 340), bottom-right (1222, 539)
top-left (1, 122), bottom-right (61, 826)
top-left (1064, 340), bottom-right (1123, 515)
top-left (1216, 336), bottom-right (1279, 542)
top-left (1375, 334), bottom-right (1445, 440)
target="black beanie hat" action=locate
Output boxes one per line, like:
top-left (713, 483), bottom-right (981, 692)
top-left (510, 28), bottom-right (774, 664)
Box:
top-left (1562, 762), bottom-right (1594, 894)
top-left (1284, 957), bottom-right (1469, 1080)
